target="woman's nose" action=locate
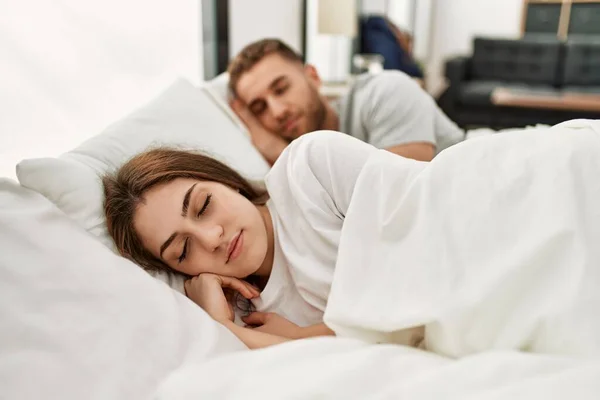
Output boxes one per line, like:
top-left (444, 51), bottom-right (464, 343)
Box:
top-left (195, 224), bottom-right (224, 252)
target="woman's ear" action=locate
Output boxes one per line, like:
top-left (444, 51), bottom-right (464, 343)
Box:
top-left (304, 64), bottom-right (322, 88)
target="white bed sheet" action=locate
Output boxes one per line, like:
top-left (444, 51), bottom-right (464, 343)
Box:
top-left (156, 337), bottom-right (600, 399)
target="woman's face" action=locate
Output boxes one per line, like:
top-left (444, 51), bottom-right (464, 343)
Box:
top-left (134, 178), bottom-right (270, 278)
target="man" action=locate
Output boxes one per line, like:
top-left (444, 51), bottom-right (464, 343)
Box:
top-left (228, 38), bottom-right (463, 164)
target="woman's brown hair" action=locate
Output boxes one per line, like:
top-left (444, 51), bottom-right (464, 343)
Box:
top-left (103, 148), bottom-right (268, 274)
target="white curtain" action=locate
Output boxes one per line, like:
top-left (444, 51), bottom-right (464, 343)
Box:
top-left (0, 0), bottom-right (201, 179)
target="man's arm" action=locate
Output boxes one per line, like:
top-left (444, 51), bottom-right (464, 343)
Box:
top-left (386, 142), bottom-right (435, 161)
top-left (359, 71), bottom-right (439, 161)
top-left (249, 130), bottom-right (288, 166)
top-left (230, 99), bottom-right (288, 165)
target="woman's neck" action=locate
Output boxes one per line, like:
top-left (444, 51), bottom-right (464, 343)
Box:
top-left (254, 204), bottom-right (275, 280)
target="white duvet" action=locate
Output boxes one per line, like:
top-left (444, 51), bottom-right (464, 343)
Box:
top-left (326, 118), bottom-right (600, 358)
top-left (158, 120), bottom-right (600, 398)
top-left (156, 338), bottom-right (600, 399)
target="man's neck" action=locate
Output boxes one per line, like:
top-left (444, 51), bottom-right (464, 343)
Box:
top-left (321, 102), bottom-right (340, 132)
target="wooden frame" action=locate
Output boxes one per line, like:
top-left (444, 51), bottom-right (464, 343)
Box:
top-left (557, 0), bottom-right (572, 40)
top-left (521, 0), bottom-right (600, 39)
top-left (493, 87), bottom-right (600, 112)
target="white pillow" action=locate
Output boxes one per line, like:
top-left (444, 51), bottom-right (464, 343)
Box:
top-left (202, 73), bottom-right (238, 121)
top-left (0, 179), bottom-right (246, 400)
top-left (16, 77), bottom-right (268, 290)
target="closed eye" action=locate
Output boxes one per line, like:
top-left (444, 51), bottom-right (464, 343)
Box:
top-left (178, 237), bottom-right (188, 263)
top-left (197, 193), bottom-right (212, 217)
top-left (250, 102), bottom-right (266, 115)
top-left (274, 84), bottom-right (288, 95)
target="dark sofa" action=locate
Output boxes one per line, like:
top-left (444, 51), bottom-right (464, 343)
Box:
top-left (439, 36), bottom-right (600, 129)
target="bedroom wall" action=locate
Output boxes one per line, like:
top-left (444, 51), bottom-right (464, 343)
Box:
top-left (426, 0), bottom-right (523, 95)
top-left (228, 0), bottom-right (304, 56)
top-left (0, 0), bottom-right (201, 180)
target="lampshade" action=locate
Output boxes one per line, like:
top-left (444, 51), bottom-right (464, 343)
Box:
top-left (317, 0), bottom-right (358, 37)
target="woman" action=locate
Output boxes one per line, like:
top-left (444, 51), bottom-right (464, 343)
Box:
top-left (104, 126), bottom-right (600, 357)
top-left (103, 131), bottom-right (410, 349)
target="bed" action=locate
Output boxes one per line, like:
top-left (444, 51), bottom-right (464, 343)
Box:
top-left (2, 77), bottom-right (600, 399)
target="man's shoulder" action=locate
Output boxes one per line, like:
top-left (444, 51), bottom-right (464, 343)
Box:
top-left (351, 71), bottom-right (416, 92)
top-left (340, 71), bottom-right (422, 113)
top-left (341, 71), bottom-right (419, 107)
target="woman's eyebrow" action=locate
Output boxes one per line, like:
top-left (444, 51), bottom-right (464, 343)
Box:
top-left (159, 182), bottom-right (198, 259)
top-left (181, 183), bottom-right (197, 217)
top-left (159, 232), bottom-right (178, 259)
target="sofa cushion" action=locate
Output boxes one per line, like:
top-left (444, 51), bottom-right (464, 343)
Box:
top-left (568, 3), bottom-right (600, 36)
top-left (562, 39), bottom-right (600, 86)
top-left (471, 37), bottom-right (562, 85)
top-left (459, 81), bottom-right (502, 106)
top-left (523, 3), bottom-right (562, 34)
top-left (562, 86), bottom-right (600, 95)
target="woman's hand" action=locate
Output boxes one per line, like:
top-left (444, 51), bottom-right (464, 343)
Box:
top-left (242, 312), bottom-right (305, 339)
top-left (184, 273), bottom-right (260, 323)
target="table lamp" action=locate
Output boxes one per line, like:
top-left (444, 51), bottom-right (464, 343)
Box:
top-left (317, 0), bottom-right (358, 82)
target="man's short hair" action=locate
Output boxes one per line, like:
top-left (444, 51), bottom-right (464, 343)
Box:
top-left (228, 38), bottom-right (303, 97)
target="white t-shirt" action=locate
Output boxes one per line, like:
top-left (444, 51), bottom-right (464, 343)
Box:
top-left (337, 71), bottom-right (464, 153)
top-left (251, 130), bottom-right (378, 327)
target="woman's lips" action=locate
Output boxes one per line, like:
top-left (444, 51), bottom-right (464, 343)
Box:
top-left (226, 230), bottom-right (243, 263)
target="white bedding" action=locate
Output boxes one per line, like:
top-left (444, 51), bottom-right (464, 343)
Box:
top-left (326, 119), bottom-right (600, 357)
top-left (157, 337), bottom-right (600, 399)
top-left (0, 179), bottom-right (246, 400)
top-left (157, 119), bottom-right (600, 399)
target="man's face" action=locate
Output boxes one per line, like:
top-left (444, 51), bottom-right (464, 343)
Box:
top-left (235, 53), bottom-right (328, 141)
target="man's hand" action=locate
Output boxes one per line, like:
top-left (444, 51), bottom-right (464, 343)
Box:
top-left (386, 142), bottom-right (435, 162)
top-left (230, 99), bottom-right (288, 165)
top-left (184, 273), bottom-right (260, 323)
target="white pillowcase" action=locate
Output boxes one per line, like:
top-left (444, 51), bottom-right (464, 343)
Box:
top-left (0, 179), bottom-right (246, 400)
top-left (16, 77), bottom-right (268, 290)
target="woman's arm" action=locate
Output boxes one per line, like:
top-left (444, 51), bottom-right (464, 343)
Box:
top-left (222, 320), bottom-right (290, 349)
top-left (243, 312), bottom-right (335, 339)
top-left (299, 322), bottom-right (335, 338)
top-left (185, 274), bottom-right (291, 349)
top-left (222, 320), bottom-right (334, 349)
